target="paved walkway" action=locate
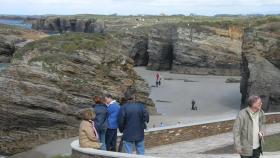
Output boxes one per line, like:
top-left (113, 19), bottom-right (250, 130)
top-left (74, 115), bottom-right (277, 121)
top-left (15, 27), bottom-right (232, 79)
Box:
top-left (146, 123), bottom-right (280, 158)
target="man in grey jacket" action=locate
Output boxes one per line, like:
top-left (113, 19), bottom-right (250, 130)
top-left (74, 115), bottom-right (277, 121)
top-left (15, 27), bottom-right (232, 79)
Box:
top-left (233, 95), bottom-right (266, 158)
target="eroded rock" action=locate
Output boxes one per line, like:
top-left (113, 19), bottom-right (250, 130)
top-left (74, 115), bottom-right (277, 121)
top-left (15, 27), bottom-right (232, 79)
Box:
top-left (240, 22), bottom-right (280, 111)
top-left (0, 33), bottom-right (154, 155)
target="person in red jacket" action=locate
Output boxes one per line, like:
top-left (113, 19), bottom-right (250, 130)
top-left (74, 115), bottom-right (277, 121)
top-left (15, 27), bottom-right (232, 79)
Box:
top-left (155, 72), bottom-right (160, 87)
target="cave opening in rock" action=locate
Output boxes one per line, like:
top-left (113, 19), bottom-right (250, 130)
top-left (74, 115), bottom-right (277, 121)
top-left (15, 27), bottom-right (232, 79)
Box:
top-left (132, 41), bottom-right (149, 66)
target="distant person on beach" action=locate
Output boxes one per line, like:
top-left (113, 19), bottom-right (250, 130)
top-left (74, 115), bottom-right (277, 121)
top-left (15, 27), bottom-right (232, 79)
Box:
top-left (155, 72), bottom-right (161, 87)
top-left (104, 94), bottom-right (120, 151)
top-left (191, 99), bottom-right (197, 110)
top-left (160, 122), bottom-right (164, 127)
top-left (118, 88), bottom-right (149, 155)
top-left (233, 95), bottom-right (265, 158)
top-left (92, 96), bottom-right (108, 150)
top-left (79, 109), bottom-right (101, 149)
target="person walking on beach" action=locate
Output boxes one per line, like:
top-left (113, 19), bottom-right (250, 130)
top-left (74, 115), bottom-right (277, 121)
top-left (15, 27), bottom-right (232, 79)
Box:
top-left (155, 72), bottom-right (160, 87)
top-left (79, 109), bottom-right (101, 149)
top-left (118, 88), bottom-right (149, 155)
top-left (92, 96), bottom-right (108, 150)
top-left (233, 95), bottom-right (266, 158)
top-left (104, 94), bottom-right (120, 151)
top-left (191, 99), bottom-right (197, 110)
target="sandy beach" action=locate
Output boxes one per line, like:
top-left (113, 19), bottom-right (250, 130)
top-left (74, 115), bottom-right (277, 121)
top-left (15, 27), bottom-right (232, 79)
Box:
top-left (134, 67), bottom-right (241, 127)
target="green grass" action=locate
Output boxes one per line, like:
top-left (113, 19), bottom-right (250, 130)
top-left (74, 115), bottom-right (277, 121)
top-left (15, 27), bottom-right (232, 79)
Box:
top-left (263, 133), bottom-right (280, 152)
top-left (13, 32), bottom-right (108, 60)
top-left (204, 133), bottom-right (280, 154)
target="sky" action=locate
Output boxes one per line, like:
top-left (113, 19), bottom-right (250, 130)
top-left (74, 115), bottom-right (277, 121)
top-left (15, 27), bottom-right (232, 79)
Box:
top-left (0, 0), bottom-right (279, 16)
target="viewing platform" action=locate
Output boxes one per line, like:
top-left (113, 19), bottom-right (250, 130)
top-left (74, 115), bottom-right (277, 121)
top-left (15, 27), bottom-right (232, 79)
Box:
top-left (71, 112), bottom-right (280, 158)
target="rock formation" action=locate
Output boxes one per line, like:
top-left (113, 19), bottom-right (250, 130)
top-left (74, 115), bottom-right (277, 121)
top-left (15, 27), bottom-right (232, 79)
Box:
top-left (240, 22), bottom-right (280, 111)
top-left (146, 24), bottom-right (243, 75)
top-left (32, 17), bottom-right (105, 33)
top-left (0, 36), bottom-right (15, 63)
top-left (116, 30), bottom-right (149, 66)
top-left (0, 24), bottom-right (47, 63)
top-left (0, 33), bottom-right (154, 155)
top-left (147, 25), bottom-right (175, 70)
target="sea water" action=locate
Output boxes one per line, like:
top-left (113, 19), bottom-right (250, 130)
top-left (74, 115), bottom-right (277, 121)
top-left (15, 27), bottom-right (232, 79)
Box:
top-left (0, 19), bottom-right (32, 29)
top-left (0, 63), bottom-right (8, 71)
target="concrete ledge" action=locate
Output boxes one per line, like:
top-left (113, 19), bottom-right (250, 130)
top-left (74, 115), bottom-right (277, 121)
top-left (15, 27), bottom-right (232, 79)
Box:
top-left (71, 140), bottom-right (159, 158)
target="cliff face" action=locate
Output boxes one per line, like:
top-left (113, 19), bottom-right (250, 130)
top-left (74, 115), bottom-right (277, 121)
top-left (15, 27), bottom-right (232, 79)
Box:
top-left (172, 25), bottom-right (242, 75)
top-left (32, 17), bottom-right (105, 33)
top-left (147, 25), bottom-right (175, 70)
top-left (240, 22), bottom-right (280, 111)
top-left (116, 30), bottom-right (149, 66)
top-left (0, 36), bottom-right (15, 63)
top-left (145, 24), bottom-right (243, 75)
top-left (0, 24), bottom-right (47, 63)
top-left (0, 33), bottom-right (154, 155)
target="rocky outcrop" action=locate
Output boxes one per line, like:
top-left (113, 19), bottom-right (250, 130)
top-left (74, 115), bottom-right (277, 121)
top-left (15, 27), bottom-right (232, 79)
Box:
top-left (146, 24), bottom-right (243, 75)
top-left (240, 22), bottom-right (280, 111)
top-left (147, 25), bottom-right (175, 70)
top-left (32, 17), bottom-right (105, 33)
top-left (172, 25), bottom-right (243, 75)
top-left (0, 36), bottom-right (15, 62)
top-left (0, 33), bottom-right (154, 155)
top-left (116, 31), bottom-right (149, 66)
top-left (0, 24), bottom-right (47, 63)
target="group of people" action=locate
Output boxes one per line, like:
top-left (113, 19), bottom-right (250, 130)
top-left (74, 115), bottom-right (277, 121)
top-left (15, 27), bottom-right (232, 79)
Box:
top-left (79, 84), bottom-right (265, 158)
top-left (79, 87), bottom-right (149, 155)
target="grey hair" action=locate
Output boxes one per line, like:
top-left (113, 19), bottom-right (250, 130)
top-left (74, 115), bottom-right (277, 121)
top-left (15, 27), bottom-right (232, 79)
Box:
top-left (248, 95), bottom-right (261, 107)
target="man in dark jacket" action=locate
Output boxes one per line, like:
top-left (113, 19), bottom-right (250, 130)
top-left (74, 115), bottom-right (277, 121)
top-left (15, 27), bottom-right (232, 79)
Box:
top-left (93, 96), bottom-right (108, 150)
top-left (118, 88), bottom-right (149, 155)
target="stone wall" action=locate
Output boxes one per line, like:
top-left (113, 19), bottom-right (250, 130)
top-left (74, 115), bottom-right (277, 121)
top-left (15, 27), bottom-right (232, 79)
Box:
top-left (145, 112), bottom-right (280, 147)
top-left (71, 112), bottom-right (280, 158)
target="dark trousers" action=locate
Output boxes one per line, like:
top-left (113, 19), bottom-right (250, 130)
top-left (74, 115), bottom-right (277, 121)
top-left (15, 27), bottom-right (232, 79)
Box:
top-left (105, 128), bottom-right (117, 151)
top-left (241, 147), bottom-right (261, 158)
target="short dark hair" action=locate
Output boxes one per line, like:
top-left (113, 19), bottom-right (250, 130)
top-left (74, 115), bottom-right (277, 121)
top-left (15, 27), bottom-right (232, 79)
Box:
top-left (104, 94), bottom-right (113, 99)
top-left (124, 87), bottom-right (137, 100)
top-left (248, 95), bottom-right (261, 107)
top-left (93, 96), bottom-right (103, 104)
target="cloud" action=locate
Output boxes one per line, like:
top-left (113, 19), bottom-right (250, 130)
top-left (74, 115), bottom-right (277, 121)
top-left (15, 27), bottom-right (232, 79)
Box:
top-left (0, 0), bottom-right (279, 15)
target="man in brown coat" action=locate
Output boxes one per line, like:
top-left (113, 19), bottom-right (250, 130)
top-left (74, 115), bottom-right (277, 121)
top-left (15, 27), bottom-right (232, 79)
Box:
top-left (233, 95), bottom-right (266, 158)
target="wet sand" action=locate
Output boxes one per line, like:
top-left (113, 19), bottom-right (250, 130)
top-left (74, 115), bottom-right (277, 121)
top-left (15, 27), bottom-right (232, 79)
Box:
top-left (9, 67), bottom-right (241, 158)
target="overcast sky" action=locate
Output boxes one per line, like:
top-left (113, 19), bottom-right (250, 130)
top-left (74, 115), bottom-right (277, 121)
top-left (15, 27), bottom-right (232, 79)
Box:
top-left (0, 0), bottom-right (279, 16)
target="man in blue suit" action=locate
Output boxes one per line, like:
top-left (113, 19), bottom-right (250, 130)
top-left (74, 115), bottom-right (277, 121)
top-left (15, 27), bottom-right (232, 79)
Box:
top-left (104, 94), bottom-right (120, 151)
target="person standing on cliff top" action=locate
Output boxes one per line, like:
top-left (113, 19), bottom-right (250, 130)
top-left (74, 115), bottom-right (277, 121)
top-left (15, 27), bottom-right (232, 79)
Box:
top-left (233, 95), bottom-right (266, 158)
top-left (118, 88), bottom-right (149, 155)
top-left (92, 96), bottom-right (108, 150)
top-left (103, 94), bottom-right (120, 151)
